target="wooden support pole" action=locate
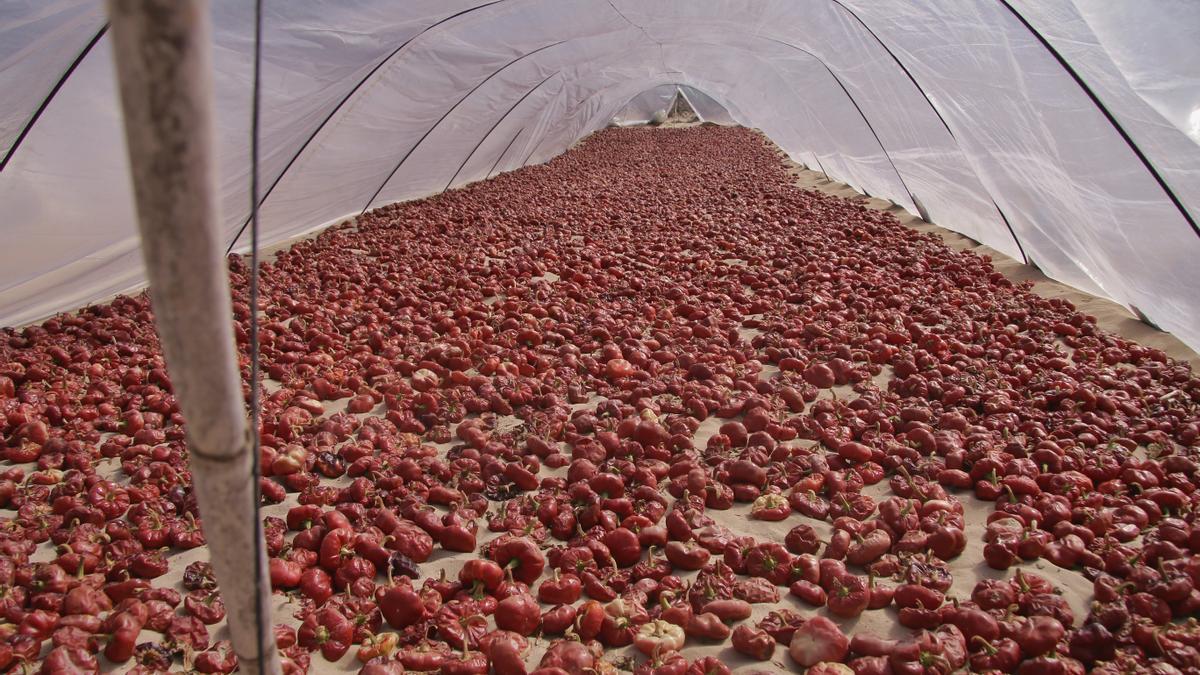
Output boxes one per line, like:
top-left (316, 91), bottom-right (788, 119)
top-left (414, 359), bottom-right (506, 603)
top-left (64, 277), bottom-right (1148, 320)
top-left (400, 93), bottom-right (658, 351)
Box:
top-left (106, 2), bottom-right (280, 673)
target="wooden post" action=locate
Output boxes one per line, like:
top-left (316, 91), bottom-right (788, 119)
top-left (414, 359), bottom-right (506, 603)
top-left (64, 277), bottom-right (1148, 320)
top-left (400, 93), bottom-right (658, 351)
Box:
top-left (107, 2), bottom-right (280, 673)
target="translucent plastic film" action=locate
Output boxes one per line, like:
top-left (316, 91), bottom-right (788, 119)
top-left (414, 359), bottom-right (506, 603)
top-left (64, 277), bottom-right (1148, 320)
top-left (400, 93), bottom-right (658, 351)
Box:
top-left (612, 85), bottom-right (676, 125)
top-left (680, 87), bottom-right (735, 125)
top-left (0, 0), bottom-right (1196, 349)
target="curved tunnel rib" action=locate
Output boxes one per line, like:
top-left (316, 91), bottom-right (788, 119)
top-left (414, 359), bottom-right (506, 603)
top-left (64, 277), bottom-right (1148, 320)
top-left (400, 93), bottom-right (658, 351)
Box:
top-left (808, 2), bottom-right (1032, 263)
top-left (1, 23), bottom-right (109, 172)
top-left (608, 81), bottom-right (824, 176)
top-left (234, 1), bottom-right (1041, 263)
top-left (443, 71), bottom-right (561, 193)
top-left (359, 40), bottom-right (566, 215)
top-left (521, 124), bottom-right (551, 167)
top-left (487, 126), bottom-right (526, 179)
top-left (759, 36), bottom-right (919, 212)
top-left (537, 70), bottom-right (816, 178)
top-left (993, 0), bottom-right (1198, 240)
top-left (530, 66), bottom-right (781, 173)
top-left (518, 73), bottom-right (673, 168)
top-left (827, 1), bottom-right (953, 139)
top-left (225, 0), bottom-right (507, 252)
top-left (232, 4), bottom-right (1004, 254)
top-left (808, 153), bottom-right (828, 177)
top-left (336, 21), bottom-right (993, 257)
top-left (830, 0), bottom-right (1193, 258)
top-left (556, 49), bottom-right (864, 177)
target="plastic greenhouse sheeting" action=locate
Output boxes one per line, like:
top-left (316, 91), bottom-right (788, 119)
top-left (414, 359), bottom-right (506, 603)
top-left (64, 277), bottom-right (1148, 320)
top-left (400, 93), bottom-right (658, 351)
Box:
top-left (612, 84), bottom-right (678, 125)
top-left (611, 84), bottom-right (735, 125)
top-left (0, 0), bottom-right (1198, 350)
top-left (679, 86), bottom-right (736, 126)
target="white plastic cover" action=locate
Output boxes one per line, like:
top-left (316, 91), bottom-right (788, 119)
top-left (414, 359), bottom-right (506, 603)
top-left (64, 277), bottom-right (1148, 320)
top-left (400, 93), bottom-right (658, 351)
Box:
top-left (1, 0), bottom-right (1197, 349)
top-left (611, 85), bottom-right (734, 125)
top-left (0, 1), bottom-right (105, 159)
top-left (612, 85), bottom-right (677, 125)
top-left (679, 86), bottom-right (736, 125)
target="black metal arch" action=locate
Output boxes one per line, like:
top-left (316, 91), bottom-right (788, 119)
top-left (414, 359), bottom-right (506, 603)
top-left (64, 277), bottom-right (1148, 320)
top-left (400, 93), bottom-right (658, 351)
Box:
top-left (512, 39), bottom-right (927, 201)
top-left (359, 40), bottom-right (565, 215)
top-left (826, 0), bottom-right (1028, 263)
top-left (605, 81), bottom-right (823, 176)
top-left (522, 70), bottom-right (818, 176)
top-left (517, 76), bottom-right (668, 168)
top-left (519, 50), bottom-right (978, 234)
top-left (530, 56), bottom-right (859, 178)
top-left (221, 0), bottom-right (971, 251)
top-left (831, 0), bottom-right (1195, 251)
top-left (222, 0), bottom-right (1192, 263)
top-left (225, 0), bottom-right (507, 252)
top-left (329, 18), bottom-right (1019, 268)
top-left (518, 84), bottom-right (594, 168)
top-left (0, 23), bottom-right (109, 172)
top-left (521, 126), bottom-right (548, 167)
top-left (518, 70), bottom-right (660, 168)
top-left (487, 126), bottom-right (526, 179)
top-left (758, 36), bottom-right (919, 213)
top-left (826, 2), bottom-right (952, 138)
top-left (994, 0), bottom-right (1198, 239)
top-left (609, 84), bottom-right (682, 124)
top-left (442, 71), bottom-right (560, 193)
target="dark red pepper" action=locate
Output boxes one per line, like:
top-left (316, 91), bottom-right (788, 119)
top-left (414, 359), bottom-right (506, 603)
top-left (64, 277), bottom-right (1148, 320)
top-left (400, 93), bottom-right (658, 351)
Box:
top-left (298, 606), bottom-right (354, 661)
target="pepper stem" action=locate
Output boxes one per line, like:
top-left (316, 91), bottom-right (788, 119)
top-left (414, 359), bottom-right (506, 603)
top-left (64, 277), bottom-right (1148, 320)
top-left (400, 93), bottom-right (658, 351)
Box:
top-left (971, 636), bottom-right (998, 656)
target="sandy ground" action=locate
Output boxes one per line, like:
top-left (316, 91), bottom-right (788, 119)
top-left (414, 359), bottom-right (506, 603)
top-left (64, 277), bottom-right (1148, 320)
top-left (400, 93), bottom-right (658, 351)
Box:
top-left (780, 157), bottom-right (1197, 370)
top-left (11, 124), bottom-right (1195, 673)
top-left (286, 129), bottom-right (1193, 671)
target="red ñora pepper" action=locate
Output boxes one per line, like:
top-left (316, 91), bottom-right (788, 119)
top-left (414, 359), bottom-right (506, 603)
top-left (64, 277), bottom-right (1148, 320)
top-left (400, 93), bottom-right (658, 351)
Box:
top-left (184, 589), bottom-right (226, 625)
top-left (298, 606), bottom-right (354, 661)
top-left (495, 593), bottom-right (541, 636)
top-left (194, 641), bottom-right (238, 673)
top-left (732, 624), bottom-right (775, 660)
top-left (378, 583), bottom-right (426, 630)
top-left (537, 569), bottom-right (582, 604)
top-left (102, 606), bottom-right (146, 663)
top-left (42, 646), bottom-right (99, 673)
top-left (489, 537), bottom-right (546, 584)
top-left (827, 573), bottom-right (870, 618)
top-left (299, 566), bottom-right (333, 606)
top-left (745, 542), bottom-right (792, 586)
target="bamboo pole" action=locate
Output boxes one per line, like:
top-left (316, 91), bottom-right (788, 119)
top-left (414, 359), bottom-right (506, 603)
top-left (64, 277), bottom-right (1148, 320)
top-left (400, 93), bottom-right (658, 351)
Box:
top-left (107, 2), bottom-right (280, 673)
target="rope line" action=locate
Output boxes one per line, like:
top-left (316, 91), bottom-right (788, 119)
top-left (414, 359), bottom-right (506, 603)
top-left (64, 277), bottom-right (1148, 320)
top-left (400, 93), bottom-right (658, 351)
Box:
top-left (248, 0), bottom-right (269, 668)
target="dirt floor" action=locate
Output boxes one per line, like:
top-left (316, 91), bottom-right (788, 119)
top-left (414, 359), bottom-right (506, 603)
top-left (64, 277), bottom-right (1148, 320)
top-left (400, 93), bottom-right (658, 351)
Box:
top-left (8, 124), bottom-right (1196, 673)
top-left (273, 128), bottom-right (1192, 671)
top-left (780, 154), bottom-right (1197, 369)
